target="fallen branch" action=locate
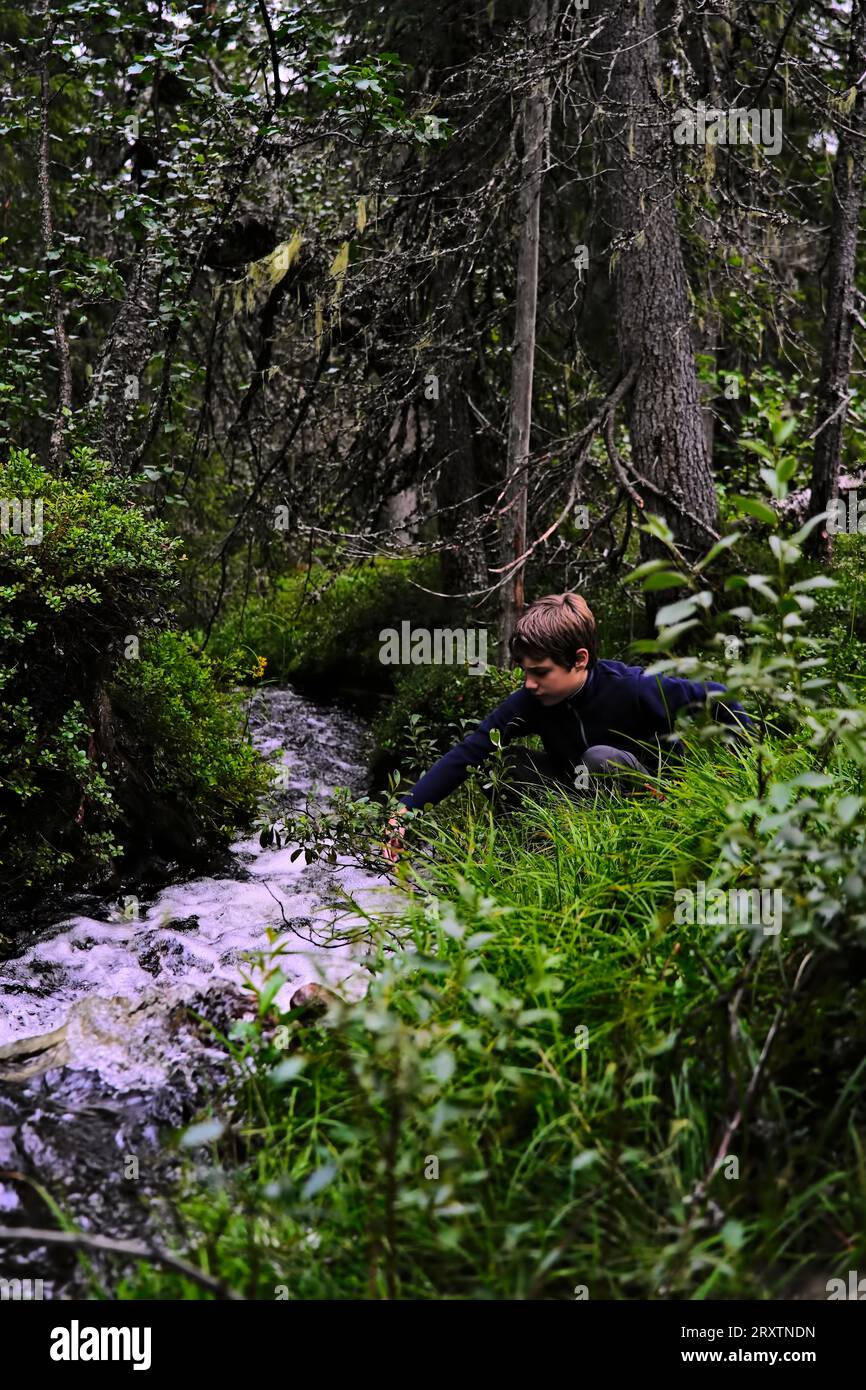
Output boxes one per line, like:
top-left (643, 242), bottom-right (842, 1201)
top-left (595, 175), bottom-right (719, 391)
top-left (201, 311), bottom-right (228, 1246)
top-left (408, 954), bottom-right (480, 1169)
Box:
top-left (0, 1223), bottom-right (244, 1301)
top-left (688, 947), bottom-right (816, 1212)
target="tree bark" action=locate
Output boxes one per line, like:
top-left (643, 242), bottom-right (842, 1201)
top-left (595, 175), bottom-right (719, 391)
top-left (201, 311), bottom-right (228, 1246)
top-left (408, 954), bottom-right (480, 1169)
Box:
top-left (85, 248), bottom-right (163, 472)
top-left (598, 0), bottom-right (719, 571)
top-left (498, 0), bottom-right (553, 663)
top-left (37, 0), bottom-right (72, 473)
top-left (434, 339), bottom-right (488, 596)
top-left (805, 0), bottom-right (866, 561)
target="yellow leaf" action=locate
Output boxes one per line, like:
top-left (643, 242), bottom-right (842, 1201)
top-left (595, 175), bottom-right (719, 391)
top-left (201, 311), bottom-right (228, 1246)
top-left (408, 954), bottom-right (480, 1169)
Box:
top-left (314, 297), bottom-right (323, 353)
top-left (356, 196), bottom-right (367, 234)
top-left (329, 240), bottom-right (350, 305)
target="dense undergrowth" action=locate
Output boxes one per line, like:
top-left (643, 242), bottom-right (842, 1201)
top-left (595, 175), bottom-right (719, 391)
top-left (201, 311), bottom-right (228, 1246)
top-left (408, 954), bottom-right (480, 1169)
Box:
top-left (0, 447), bottom-right (270, 901)
top-left (101, 464), bottom-right (866, 1301)
top-left (109, 732), bottom-right (866, 1301)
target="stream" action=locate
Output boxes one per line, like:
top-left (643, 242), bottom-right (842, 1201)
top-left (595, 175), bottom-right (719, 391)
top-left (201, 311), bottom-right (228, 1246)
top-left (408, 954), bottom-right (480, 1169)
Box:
top-left (0, 685), bottom-right (404, 1298)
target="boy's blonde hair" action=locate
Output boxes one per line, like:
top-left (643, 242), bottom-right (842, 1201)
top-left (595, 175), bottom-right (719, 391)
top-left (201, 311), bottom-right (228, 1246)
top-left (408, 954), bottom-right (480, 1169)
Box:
top-left (508, 592), bottom-right (598, 670)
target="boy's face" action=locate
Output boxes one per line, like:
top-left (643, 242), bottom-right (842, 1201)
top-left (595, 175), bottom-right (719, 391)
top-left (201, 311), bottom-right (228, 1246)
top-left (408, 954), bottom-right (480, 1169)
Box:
top-left (520, 650), bottom-right (590, 705)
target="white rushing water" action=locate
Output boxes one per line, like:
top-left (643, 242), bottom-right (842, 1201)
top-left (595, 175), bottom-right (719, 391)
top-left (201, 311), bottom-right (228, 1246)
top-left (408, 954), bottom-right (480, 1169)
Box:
top-left (0, 685), bottom-right (405, 1057)
top-left (0, 685), bottom-right (408, 1275)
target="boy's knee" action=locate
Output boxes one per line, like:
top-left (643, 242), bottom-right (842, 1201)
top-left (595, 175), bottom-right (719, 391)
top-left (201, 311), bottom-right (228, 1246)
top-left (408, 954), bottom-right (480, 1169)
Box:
top-left (584, 744), bottom-right (627, 772)
top-left (582, 745), bottom-right (648, 778)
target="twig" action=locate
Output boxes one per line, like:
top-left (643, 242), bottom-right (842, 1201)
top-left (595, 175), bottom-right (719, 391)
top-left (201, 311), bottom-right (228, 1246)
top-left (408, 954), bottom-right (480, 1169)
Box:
top-left (0, 1224), bottom-right (244, 1300)
top-left (255, 0), bottom-right (282, 106)
top-left (603, 413), bottom-right (644, 509)
top-left (688, 948), bottom-right (816, 1210)
top-left (806, 390), bottom-right (853, 443)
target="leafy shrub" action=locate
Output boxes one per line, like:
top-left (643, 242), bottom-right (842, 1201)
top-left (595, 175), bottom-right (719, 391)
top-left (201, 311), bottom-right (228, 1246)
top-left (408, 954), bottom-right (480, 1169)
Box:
top-left (109, 631), bottom-right (271, 842)
top-left (204, 554), bottom-right (462, 688)
top-left (371, 662), bottom-right (517, 785)
top-left (0, 446), bottom-right (180, 891)
top-left (116, 457), bottom-right (866, 1301)
top-left (0, 446), bottom-right (267, 898)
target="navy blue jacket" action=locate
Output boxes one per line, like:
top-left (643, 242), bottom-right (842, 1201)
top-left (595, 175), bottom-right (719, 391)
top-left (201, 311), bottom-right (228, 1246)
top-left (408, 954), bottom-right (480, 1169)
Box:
top-left (398, 659), bottom-right (752, 811)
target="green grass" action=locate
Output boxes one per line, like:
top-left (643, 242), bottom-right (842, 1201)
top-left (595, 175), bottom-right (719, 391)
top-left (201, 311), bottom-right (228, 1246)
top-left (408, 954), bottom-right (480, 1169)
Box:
top-left (110, 733), bottom-right (866, 1301)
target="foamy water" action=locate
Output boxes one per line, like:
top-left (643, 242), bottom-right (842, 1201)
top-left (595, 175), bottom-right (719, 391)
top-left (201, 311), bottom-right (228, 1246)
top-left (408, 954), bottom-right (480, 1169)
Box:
top-left (0, 686), bottom-right (407, 1281)
top-left (0, 686), bottom-right (404, 1054)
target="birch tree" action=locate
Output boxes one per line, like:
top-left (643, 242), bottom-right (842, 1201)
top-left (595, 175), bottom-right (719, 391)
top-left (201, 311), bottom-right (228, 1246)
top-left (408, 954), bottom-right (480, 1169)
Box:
top-left (499, 0), bottom-right (554, 659)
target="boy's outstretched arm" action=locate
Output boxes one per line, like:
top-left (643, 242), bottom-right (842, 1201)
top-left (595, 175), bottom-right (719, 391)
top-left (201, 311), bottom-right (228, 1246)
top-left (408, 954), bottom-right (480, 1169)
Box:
top-left (397, 687), bottom-right (534, 813)
top-left (382, 689), bottom-right (532, 860)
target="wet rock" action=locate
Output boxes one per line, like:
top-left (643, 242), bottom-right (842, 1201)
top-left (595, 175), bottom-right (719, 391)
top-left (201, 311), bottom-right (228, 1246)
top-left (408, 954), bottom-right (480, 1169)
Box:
top-left (0, 982), bottom-right (254, 1294)
top-left (289, 982), bottom-right (344, 1018)
top-left (0, 686), bottom-right (390, 1295)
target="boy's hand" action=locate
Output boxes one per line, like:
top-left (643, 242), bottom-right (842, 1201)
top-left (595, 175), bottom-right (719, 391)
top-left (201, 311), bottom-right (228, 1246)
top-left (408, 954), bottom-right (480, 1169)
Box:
top-left (382, 804), bottom-right (409, 861)
top-left (642, 782), bottom-right (667, 802)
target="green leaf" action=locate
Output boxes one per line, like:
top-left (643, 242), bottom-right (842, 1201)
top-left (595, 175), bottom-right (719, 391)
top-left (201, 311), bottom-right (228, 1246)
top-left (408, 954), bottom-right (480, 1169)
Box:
top-left (790, 512), bottom-right (829, 544)
top-left (640, 514), bottom-right (676, 545)
top-left (181, 1118), bottom-right (225, 1148)
top-left (769, 535), bottom-right (801, 565)
top-left (624, 558), bottom-right (671, 584)
top-left (759, 466), bottom-right (787, 500)
top-left (776, 454), bottom-right (797, 482)
top-left (836, 796), bottom-right (863, 827)
top-left (655, 598), bottom-right (699, 627)
top-left (270, 1056), bottom-right (306, 1083)
top-left (730, 495), bottom-right (779, 527)
top-left (746, 575), bottom-right (779, 603)
top-left (258, 969), bottom-right (286, 1014)
top-left (740, 439), bottom-right (775, 461)
top-left (790, 576), bottom-right (837, 593)
top-left (644, 620), bottom-right (701, 650)
top-left (695, 532), bottom-right (742, 571)
top-left (721, 1219), bottom-right (745, 1252)
top-left (431, 1050), bottom-right (456, 1083)
top-left (643, 571), bottom-right (687, 592)
top-left (571, 1150), bottom-right (600, 1172)
top-left (789, 771), bottom-right (834, 789)
top-left (301, 1162), bottom-right (338, 1199)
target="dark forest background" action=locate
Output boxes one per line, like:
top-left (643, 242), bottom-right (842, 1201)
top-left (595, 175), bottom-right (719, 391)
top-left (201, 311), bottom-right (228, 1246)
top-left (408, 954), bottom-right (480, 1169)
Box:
top-left (3, 0), bottom-right (866, 1304)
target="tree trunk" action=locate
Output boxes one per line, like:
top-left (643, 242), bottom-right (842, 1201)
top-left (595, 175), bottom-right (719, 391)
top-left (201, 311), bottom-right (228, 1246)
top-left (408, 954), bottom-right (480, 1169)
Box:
top-left (37, 0), bottom-right (72, 473)
top-left (434, 373), bottom-right (488, 596)
top-left (498, 0), bottom-right (553, 664)
top-left (599, 0), bottom-right (719, 572)
top-left (85, 248), bottom-right (163, 472)
top-left (805, 0), bottom-right (866, 561)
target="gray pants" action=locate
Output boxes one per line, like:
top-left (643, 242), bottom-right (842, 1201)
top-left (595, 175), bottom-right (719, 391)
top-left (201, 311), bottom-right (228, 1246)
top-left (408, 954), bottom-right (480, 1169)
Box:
top-left (483, 744), bottom-right (650, 812)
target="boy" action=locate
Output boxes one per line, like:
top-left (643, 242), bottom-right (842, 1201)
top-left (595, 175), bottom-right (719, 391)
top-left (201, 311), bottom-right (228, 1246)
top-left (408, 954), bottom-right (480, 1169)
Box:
top-left (383, 592), bottom-right (752, 858)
